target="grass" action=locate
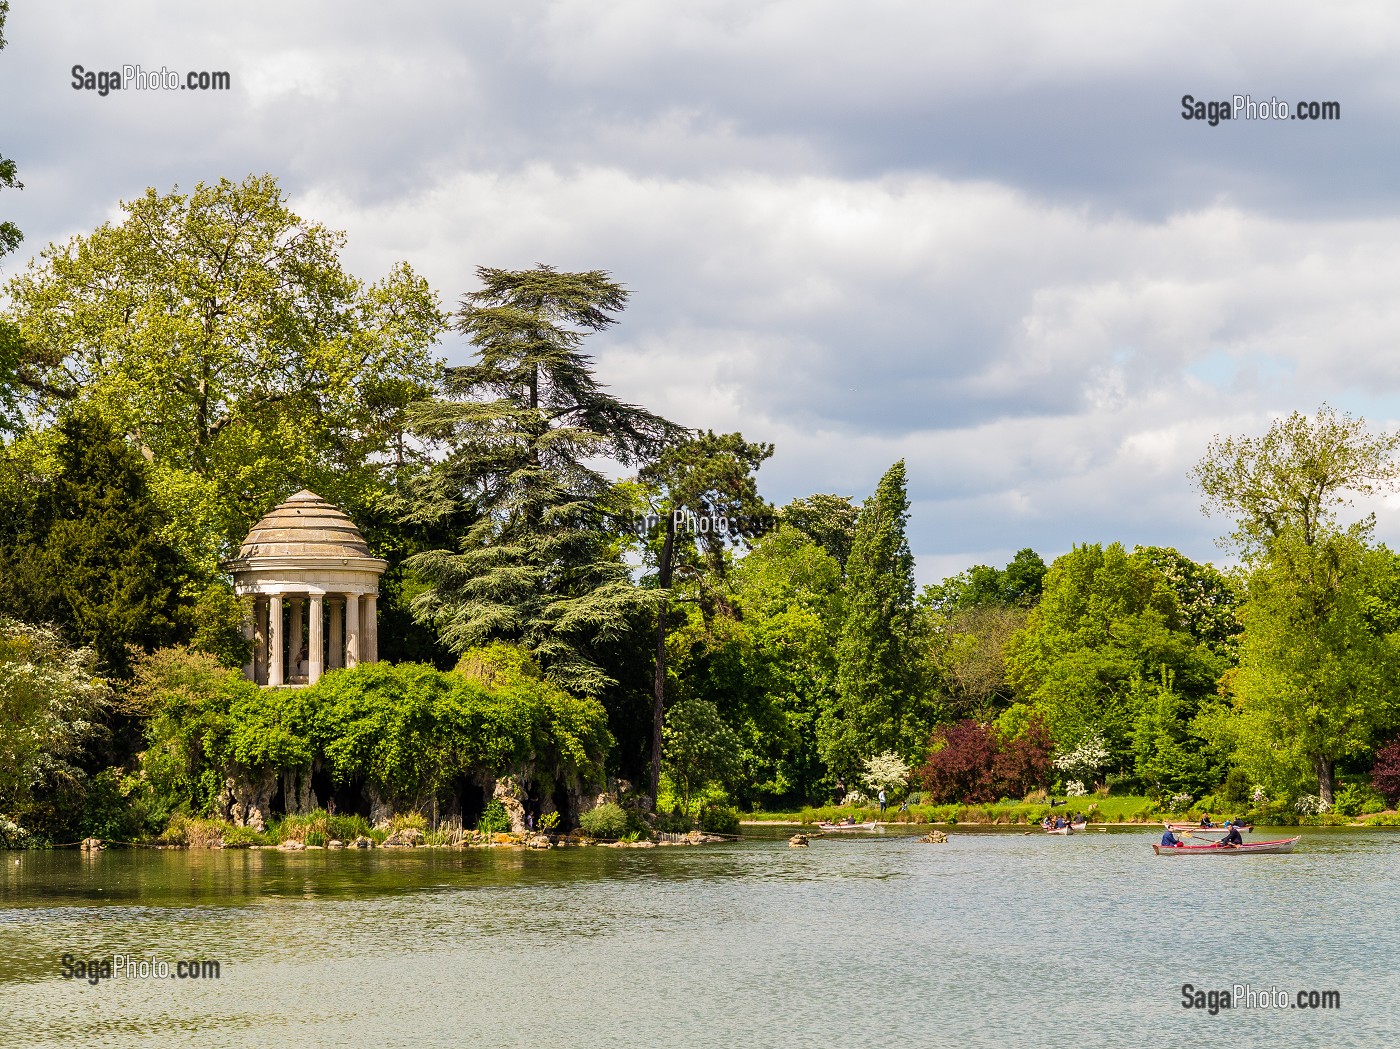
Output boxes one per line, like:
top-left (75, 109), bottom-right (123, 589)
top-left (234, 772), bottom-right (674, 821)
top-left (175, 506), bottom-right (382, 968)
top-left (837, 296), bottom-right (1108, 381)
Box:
top-left (748, 795), bottom-right (1165, 827)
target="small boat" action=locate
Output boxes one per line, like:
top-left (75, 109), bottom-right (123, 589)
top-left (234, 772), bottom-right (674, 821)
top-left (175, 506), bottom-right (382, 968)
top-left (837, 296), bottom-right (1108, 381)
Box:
top-left (1070, 819), bottom-right (1088, 831)
top-left (815, 821), bottom-right (879, 832)
top-left (1153, 835), bottom-right (1299, 856)
top-left (1045, 825), bottom-right (1074, 835)
top-left (1164, 821), bottom-right (1252, 834)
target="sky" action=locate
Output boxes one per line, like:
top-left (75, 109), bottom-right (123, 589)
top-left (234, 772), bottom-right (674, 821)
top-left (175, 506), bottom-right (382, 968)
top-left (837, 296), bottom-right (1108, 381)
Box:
top-left (5, 1), bottom-right (1400, 584)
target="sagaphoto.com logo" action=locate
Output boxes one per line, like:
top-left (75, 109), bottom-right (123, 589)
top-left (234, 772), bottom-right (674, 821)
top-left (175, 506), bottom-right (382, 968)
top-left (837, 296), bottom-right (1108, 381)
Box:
top-left (72, 63), bottom-right (230, 97)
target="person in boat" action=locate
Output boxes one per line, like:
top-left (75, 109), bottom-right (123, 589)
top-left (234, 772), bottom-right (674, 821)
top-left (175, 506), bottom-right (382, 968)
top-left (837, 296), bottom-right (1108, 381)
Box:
top-left (1199, 816), bottom-right (1214, 828)
top-left (1052, 816), bottom-right (1064, 830)
top-left (1215, 824), bottom-right (1244, 848)
top-left (1160, 828), bottom-right (1182, 848)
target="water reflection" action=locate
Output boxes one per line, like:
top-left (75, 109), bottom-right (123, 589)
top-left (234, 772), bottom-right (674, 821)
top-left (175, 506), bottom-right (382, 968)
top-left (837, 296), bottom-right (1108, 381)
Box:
top-left (2, 828), bottom-right (1398, 1048)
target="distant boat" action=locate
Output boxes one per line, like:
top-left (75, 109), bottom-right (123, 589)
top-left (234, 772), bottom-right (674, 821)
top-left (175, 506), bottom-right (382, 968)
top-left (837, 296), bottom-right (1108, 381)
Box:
top-left (1164, 821), bottom-right (1253, 834)
top-left (815, 821), bottom-right (879, 832)
top-left (1045, 825), bottom-right (1074, 835)
top-left (1153, 835), bottom-right (1299, 856)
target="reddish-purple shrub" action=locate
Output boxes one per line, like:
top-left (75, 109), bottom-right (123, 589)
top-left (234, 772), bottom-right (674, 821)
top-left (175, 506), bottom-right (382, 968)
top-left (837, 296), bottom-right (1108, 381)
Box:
top-left (991, 717), bottom-right (1054, 800)
top-left (916, 720), bottom-right (999, 804)
top-left (916, 716), bottom-right (1054, 804)
top-left (1372, 738), bottom-right (1400, 805)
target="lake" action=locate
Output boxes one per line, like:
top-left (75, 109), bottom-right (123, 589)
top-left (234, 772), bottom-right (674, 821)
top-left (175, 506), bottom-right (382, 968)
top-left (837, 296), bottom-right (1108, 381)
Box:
top-left (1, 826), bottom-right (1396, 1048)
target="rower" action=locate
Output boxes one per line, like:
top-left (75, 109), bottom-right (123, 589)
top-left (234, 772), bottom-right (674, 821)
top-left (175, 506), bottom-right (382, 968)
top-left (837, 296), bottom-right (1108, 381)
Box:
top-left (1199, 815), bottom-right (1213, 828)
top-left (1160, 828), bottom-right (1182, 848)
top-left (1217, 824), bottom-right (1244, 848)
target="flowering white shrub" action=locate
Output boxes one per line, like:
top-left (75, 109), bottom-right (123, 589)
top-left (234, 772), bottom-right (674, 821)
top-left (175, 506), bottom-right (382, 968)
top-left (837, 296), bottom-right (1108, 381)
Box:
top-left (1251, 785), bottom-right (1267, 805)
top-left (1065, 780), bottom-right (1087, 797)
top-left (1053, 735), bottom-right (1110, 784)
top-left (1168, 792), bottom-right (1193, 811)
top-left (861, 751), bottom-right (911, 797)
top-left (1294, 794), bottom-right (1330, 815)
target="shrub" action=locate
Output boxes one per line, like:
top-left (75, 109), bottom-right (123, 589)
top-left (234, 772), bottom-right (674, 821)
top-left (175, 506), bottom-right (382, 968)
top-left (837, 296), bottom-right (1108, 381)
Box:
top-left (477, 800), bottom-right (512, 835)
top-left (699, 805), bottom-right (740, 836)
top-left (538, 811), bottom-right (560, 833)
top-left (1372, 738), bottom-right (1400, 805)
top-left (579, 802), bottom-right (629, 839)
top-left (1331, 783), bottom-right (1384, 818)
top-left (389, 812), bottom-right (428, 832)
top-left (656, 807), bottom-right (694, 834)
top-left (220, 825), bottom-right (267, 848)
top-left (916, 717), bottom-right (1052, 804)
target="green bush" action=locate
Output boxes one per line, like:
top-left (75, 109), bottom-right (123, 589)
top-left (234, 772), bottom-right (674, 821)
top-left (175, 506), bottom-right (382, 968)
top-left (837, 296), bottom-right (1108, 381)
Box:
top-left (579, 802), bottom-right (629, 839)
top-left (656, 807), bottom-right (695, 834)
top-left (327, 814), bottom-right (372, 841)
top-left (220, 825), bottom-right (267, 848)
top-left (477, 799), bottom-right (512, 834)
top-left (537, 811), bottom-right (560, 832)
top-left (699, 805), bottom-right (740, 836)
top-left (1331, 783), bottom-right (1384, 818)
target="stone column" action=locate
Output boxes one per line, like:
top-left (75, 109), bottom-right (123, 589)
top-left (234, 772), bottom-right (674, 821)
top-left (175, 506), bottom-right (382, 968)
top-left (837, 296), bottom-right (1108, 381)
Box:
top-left (329, 598), bottom-right (344, 670)
top-left (253, 596), bottom-right (268, 685)
top-left (364, 593), bottom-right (378, 663)
top-left (288, 597), bottom-right (304, 679)
top-left (308, 595), bottom-right (325, 684)
top-left (268, 595), bottom-right (284, 686)
top-left (241, 603), bottom-right (256, 682)
top-left (345, 593), bottom-right (360, 668)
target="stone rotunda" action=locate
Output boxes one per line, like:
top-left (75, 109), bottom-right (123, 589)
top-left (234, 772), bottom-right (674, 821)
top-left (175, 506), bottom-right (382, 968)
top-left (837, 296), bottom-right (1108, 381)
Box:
top-left (221, 490), bottom-right (387, 686)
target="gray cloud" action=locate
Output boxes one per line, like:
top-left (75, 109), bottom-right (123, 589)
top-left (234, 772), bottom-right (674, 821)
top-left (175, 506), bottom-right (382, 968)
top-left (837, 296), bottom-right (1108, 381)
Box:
top-left (5, 1), bottom-right (1400, 584)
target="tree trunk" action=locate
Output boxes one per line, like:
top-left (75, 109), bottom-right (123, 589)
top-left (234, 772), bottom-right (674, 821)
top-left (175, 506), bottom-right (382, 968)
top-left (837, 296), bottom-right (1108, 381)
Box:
top-left (649, 513), bottom-right (676, 802)
top-left (1315, 755), bottom-right (1335, 808)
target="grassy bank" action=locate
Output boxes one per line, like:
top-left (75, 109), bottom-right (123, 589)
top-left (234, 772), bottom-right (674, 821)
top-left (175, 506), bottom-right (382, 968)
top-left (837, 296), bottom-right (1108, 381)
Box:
top-left (745, 797), bottom-right (1400, 828)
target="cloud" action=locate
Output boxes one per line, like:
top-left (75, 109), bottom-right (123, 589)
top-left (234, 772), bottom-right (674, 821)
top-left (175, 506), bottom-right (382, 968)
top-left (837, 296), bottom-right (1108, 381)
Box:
top-left (5, 1), bottom-right (1400, 584)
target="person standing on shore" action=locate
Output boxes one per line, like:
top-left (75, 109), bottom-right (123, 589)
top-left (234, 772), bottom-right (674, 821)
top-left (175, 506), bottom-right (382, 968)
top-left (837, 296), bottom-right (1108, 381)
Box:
top-left (878, 789), bottom-right (887, 815)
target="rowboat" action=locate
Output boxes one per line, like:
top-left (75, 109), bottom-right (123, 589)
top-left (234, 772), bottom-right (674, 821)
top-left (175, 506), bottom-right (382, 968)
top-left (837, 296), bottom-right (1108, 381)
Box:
top-left (1164, 821), bottom-right (1252, 833)
top-left (815, 821), bottom-right (880, 832)
top-left (1152, 835), bottom-right (1300, 856)
top-left (1070, 820), bottom-right (1088, 831)
top-left (1045, 825), bottom-right (1073, 835)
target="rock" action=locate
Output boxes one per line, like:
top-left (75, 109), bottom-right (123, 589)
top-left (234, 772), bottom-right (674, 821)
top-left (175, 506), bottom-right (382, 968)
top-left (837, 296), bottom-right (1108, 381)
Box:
top-left (80, 837), bottom-right (104, 851)
top-left (278, 840), bottom-right (306, 851)
top-left (788, 834), bottom-right (809, 848)
top-left (919, 830), bottom-right (949, 843)
top-left (327, 839), bottom-right (345, 849)
top-left (525, 833), bottom-right (553, 849)
top-left (382, 827), bottom-right (425, 848)
top-left (490, 776), bottom-right (529, 834)
top-left (351, 835), bottom-right (374, 849)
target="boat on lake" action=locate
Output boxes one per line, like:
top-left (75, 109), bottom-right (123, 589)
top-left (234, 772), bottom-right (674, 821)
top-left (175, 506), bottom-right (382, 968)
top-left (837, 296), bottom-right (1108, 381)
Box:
top-left (1152, 835), bottom-right (1300, 856)
top-left (1163, 821), bottom-right (1253, 834)
top-left (815, 821), bottom-right (880, 832)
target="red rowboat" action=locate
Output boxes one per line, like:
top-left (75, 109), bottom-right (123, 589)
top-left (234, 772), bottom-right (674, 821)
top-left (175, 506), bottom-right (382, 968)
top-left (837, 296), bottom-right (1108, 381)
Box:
top-left (1153, 835), bottom-right (1299, 856)
top-left (1164, 821), bottom-right (1253, 833)
top-left (815, 821), bottom-right (879, 832)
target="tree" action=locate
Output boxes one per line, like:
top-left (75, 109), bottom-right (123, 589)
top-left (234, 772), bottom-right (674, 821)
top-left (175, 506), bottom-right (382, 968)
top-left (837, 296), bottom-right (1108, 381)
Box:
top-left (1005, 543), bottom-right (1224, 767)
top-left (662, 697), bottom-right (742, 813)
top-left (914, 717), bottom-right (1052, 804)
top-left (636, 430), bottom-right (773, 799)
top-left (0, 618), bottom-right (112, 826)
top-left (1193, 405), bottom-right (1400, 556)
top-left (1134, 546), bottom-right (1240, 656)
top-left (3, 175), bottom-right (445, 566)
top-left (1130, 669), bottom-right (1214, 799)
top-left (821, 460), bottom-right (918, 776)
top-left (0, 0), bottom-right (19, 263)
top-left (406, 265), bottom-right (683, 696)
top-left (781, 494), bottom-right (860, 568)
top-left (1213, 530), bottom-right (1400, 806)
top-left (861, 751), bottom-right (911, 799)
top-left (0, 411), bottom-right (197, 675)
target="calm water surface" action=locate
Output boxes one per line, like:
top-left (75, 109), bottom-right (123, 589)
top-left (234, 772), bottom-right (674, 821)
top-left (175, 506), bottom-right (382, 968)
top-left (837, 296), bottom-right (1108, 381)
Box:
top-left (1, 826), bottom-right (1397, 1048)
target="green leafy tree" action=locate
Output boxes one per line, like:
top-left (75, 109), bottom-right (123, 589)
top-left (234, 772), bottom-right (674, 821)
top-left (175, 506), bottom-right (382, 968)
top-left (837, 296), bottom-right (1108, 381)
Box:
top-left (1130, 669), bottom-right (1214, 799)
top-left (1193, 404), bottom-right (1400, 556)
top-left (0, 618), bottom-right (112, 825)
top-left (1005, 543), bottom-right (1224, 767)
top-left (821, 460), bottom-right (918, 776)
top-left (3, 174), bottom-right (445, 566)
top-left (781, 494), bottom-right (860, 568)
top-left (1207, 531), bottom-right (1400, 805)
top-left (1133, 546), bottom-right (1240, 656)
top-left (0, 411), bottom-right (196, 675)
top-left (636, 430), bottom-right (773, 799)
top-left (662, 697), bottom-right (742, 813)
top-left (406, 265), bottom-right (682, 697)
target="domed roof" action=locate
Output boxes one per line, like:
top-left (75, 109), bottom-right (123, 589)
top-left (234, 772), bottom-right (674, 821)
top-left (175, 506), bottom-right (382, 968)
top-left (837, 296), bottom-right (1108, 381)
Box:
top-left (234, 490), bottom-right (377, 561)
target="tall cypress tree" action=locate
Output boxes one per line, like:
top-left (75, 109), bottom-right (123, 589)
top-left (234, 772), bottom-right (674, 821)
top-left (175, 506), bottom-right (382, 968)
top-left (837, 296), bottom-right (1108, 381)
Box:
top-left (820, 459), bottom-right (917, 778)
top-left (406, 265), bottom-right (684, 696)
top-left (0, 410), bottom-right (195, 676)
